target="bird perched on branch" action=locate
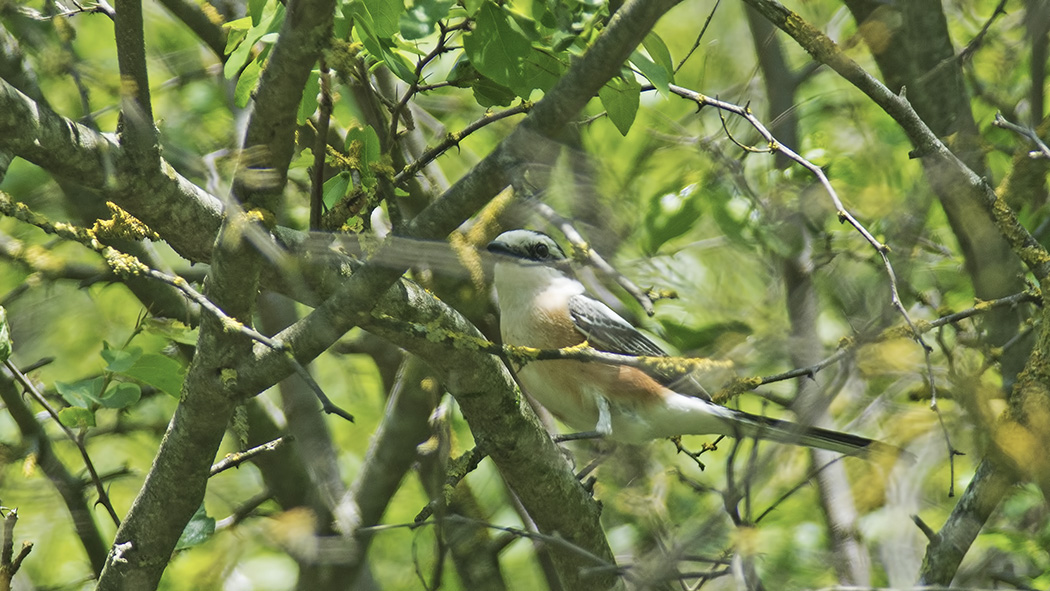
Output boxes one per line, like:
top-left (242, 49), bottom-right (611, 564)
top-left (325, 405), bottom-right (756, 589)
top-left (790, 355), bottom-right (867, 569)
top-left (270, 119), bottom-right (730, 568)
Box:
top-left (487, 229), bottom-right (885, 455)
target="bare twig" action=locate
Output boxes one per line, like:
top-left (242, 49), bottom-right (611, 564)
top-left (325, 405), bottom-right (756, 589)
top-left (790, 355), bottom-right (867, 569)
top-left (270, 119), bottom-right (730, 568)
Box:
top-left (3, 360), bottom-right (121, 526)
top-left (994, 112), bottom-right (1050, 160)
top-left (310, 60), bottom-right (333, 230)
top-left (0, 193), bottom-right (354, 422)
top-left (210, 437), bottom-right (291, 476)
top-left (0, 508), bottom-right (33, 588)
top-left (675, 0), bottom-right (721, 74)
top-left (393, 103), bottom-right (532, 187)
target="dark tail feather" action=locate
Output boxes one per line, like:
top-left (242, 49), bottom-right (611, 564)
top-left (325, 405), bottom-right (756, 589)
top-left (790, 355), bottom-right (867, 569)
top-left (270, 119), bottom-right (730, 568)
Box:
top-left (731, 411), bottom-right (892, 457)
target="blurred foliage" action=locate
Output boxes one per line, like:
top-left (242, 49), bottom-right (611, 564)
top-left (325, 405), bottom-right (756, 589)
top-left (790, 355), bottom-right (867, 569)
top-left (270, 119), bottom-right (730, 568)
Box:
top-left (0, 0), bottom-right (1047, 588)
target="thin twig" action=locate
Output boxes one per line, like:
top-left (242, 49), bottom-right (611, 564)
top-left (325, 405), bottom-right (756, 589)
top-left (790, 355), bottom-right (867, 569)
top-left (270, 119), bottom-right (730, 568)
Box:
top-left (675, 0), bottom-right (720, 74)
top-left (4, 360), bottom-right (121, 526)
top-left (210, 436), bottom-right (291, 476)
top-left (393, 103), bottom-right (532, 187)
top-left (387, 21), bottom-right (469, 145)
top-left (0, 193), bottom-right (355, 422)
top-left (994, 112), bottom-right (1050, 159)
top-left (310, 60), bottom-right (333, 230)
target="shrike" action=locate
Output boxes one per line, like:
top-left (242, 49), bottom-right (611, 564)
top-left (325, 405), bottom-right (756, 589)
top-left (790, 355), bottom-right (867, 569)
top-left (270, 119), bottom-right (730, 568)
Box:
top-left (487, 229), bottom-right (880, 455)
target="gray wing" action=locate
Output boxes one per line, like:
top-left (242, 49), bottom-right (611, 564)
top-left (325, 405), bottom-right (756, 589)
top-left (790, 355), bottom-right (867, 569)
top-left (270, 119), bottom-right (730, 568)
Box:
top-left (568, 295), bottom-right (711, 400)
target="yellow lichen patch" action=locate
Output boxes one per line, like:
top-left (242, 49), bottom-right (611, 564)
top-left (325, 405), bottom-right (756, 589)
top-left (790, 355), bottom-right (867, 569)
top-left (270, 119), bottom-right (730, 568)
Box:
top-left (220, 369), bottom-right (238, 387)
top-left (200, 1), bottom-right (224, 25)
top-left (448, 232), bottom-right (486, 291)
top-left (471, 187), bottom-right (515, 242)
top-left (22, 452), bottom-right (37, 478)
top-left (644, 355), bottom-right (732, 376)
top-left (105, 250), bottom-right (147, 276)
top-left (714, 377), bottom-right (762, 403)
top-left (93, 202), bottom-right (160, 241)
top-left (220, 316), bottom-right (244, 332)
top-left (244, 207), bottom-right (276, 229)
top-left (420, 377), bottom-right (441, 396)
top-left (120, 75), bottom-right (140, 99)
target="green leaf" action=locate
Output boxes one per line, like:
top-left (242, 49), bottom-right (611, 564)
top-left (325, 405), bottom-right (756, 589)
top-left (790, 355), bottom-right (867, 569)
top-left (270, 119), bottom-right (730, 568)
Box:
top-left (224, 2), bottom-right (284, 79)
top-left (400, 0), bottom-right (454, 40)
top-left (248, 0), bottom-right (268, 23)
top-left (0, 306), bottom-right (11, 363)
top-left (521, 48), bottom-right (565, 94)
top-left (446, 55), bottom-right (479, 87)
top-left (55, 377), bottom-right (104, 408)
top-left (224, 16), bottom-right (253, 32)
top-left (463, 2), bottom-right (531, 93)
top-left (351, 0), bottom-right (403, 39)
top-left (598, 75), bottom-right (640, 136)
top-left (322, 172), bottom-right (352, 210)
top-left (629, 49), bottom-right (669, 95)
top-left (234, 57), bottom-right (263, 108)
top-left (642, 32), bottom-right (674, 79)
top-left (460, 0), bottom-right (484, 16)
top-left (120, 354), bottom-right (186, 398)
top-left (346, 125), bottom-right (382, 162)
top-left (101, 382), bottom-right (141, 409)
top-left (346, 125), bottom-right (382, 189)
top-left (356, 18), bottom-right (417, 83)
top-left (101, 343), bottom-right (142, 373)
top-left (472, 76), bottom-right (517, 107)
top-left (176, 504), bottom-right (216, 550)
top-left (643, 188), bottom-right (702, 253)
top-left (142, 318), bottom-right (199, 346)
top-left (58, 407), bottom-right (95, 429)
top-left (298, 69), bottom-right (321, 125)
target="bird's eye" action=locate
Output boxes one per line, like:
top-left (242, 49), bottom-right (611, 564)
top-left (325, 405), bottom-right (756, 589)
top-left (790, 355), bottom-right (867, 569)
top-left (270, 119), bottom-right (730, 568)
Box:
top-left (533, 243), bottom-right (549, 259)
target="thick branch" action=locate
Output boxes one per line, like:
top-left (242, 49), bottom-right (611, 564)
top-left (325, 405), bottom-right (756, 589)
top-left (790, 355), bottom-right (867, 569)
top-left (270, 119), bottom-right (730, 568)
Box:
top-left (113, 0), bottom-right (159, 164)
top-left (0, 78), bottom-right (224, 263)
top-left (96, 0), bottom-right (337, 587)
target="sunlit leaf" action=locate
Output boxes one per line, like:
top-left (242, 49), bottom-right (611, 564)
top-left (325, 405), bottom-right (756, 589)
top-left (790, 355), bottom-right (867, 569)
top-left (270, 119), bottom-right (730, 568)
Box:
top-left (629, 48), bottom-right (669, 95)
top-left (101, 343), bottom-right (142, 373)
top-left (101, 382), bottom-right (141, 409)
top-left (400, 0), bottom-right (455, 40)
top-left (234, 58), bottom-right (263, 108)
top-left (58, 407), bottom-right (95, 429)
top-left (322, 171), bottom-right (352, 210)
top-left (463, 2), bottom-right (531, 93)
top-left (0, 306), bottom-right (10, 363)
top-left (298, 69), bottom-right (321, 125)
top-left (119, 354), bottom-right (186, 398)
top-left (599, 75), bottom-right (640, 136)
top-left (55, 377), bottom-right (104, 408)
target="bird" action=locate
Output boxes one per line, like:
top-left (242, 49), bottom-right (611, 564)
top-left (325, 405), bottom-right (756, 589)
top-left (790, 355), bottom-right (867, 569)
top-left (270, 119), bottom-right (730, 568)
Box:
top-left (486, 229), bottom-right (884, 456)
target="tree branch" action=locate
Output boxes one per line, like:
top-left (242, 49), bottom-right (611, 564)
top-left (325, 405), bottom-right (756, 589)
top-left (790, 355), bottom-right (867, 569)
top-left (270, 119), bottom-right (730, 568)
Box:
top-left (113, 0), bottom-right (159, 164)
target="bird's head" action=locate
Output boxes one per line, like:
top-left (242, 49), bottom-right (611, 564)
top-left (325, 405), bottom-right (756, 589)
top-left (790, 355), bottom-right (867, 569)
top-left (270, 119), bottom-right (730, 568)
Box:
top-left (486, 230), bottom-right (568, 264)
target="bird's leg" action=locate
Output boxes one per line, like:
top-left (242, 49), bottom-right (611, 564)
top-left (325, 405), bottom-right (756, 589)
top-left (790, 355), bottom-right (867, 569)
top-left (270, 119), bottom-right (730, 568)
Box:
top-left (595, 395), bottom-right (613, 436)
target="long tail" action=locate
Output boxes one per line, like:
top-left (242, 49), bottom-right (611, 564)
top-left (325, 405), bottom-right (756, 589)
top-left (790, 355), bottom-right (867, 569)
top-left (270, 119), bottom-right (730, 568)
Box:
top-left (654, 393), bottom-right (900, 457)
top-left (724, 410), bottom-right (877, 455)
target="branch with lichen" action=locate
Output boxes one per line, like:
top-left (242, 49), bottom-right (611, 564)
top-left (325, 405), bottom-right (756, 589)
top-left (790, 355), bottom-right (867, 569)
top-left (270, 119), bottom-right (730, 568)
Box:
top-left (366, 310), bottom-right (731, 379)
top-left (0, 192), bottom-right (353, 422)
